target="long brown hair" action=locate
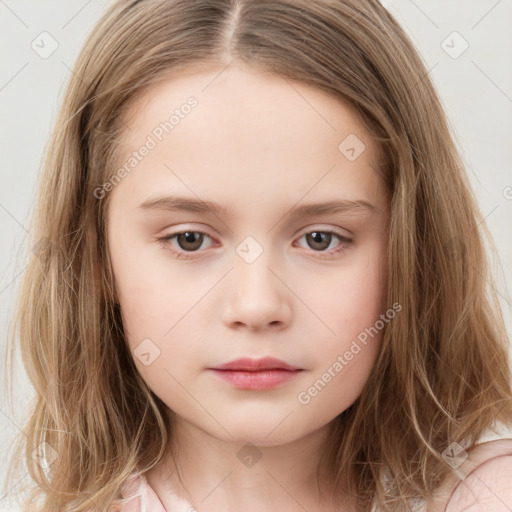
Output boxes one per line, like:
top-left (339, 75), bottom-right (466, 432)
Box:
top-left (4, 0), bottom-right (512, 510)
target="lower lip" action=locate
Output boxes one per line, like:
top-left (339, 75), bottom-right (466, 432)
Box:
top-left (209, 369), bottom-right (303, 390)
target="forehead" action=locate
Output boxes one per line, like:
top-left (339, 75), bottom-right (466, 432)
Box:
top-left (112, 63), bottom-right (386, 214)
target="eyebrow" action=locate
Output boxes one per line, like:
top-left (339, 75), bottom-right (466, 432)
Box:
top-left (137, 194), bottom-right (379, 217)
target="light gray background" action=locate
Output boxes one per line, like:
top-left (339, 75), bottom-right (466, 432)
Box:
top-left (1, 1), bottom-right (511, 509)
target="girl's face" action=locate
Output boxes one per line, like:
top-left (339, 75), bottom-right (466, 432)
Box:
top-left (107, 63), bottom-right (390, 446)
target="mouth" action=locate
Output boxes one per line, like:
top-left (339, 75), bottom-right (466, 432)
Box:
top-left (208, 357), bottom-right (304, 390)
top-left (210, 357), bottom-right (302, 371)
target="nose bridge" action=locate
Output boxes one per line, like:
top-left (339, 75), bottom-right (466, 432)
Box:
top-left (233, 234), bottom-right (280, 298)
top-left (221, 234), bottom-right (291, 329)
top-left (235, 233), bottom-right (269, 267)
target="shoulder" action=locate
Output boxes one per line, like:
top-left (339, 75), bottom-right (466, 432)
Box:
top-left (426, 438), bottom-right (512, 512)
top-left (445, 455), bottom-right (512, 511)
top-left (445, 440), bottom-right (512, 512)
top-left (441, 438), bottom-right (512, 512)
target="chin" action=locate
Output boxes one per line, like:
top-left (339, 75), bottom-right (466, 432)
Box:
top-left (209, 419), bottom-right (312, 448)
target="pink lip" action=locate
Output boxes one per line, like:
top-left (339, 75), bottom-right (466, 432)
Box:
top-left (211, 357), bottom-right (301, 371)
top-left (208, 357), bottom-right (303, 390)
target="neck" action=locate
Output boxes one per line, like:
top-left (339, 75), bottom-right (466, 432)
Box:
top-left (145, 412), bottom-right (356, 512)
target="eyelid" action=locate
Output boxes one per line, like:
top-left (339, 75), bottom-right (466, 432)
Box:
top-left (295, 224), bottom-right (352, 240)
top-left (160, 225), bottom-right (352, 243)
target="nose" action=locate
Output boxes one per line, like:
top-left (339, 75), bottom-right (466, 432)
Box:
top-left (220, 254), bottom-right (292, 332)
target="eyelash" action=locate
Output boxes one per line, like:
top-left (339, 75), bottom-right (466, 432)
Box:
top-left (157, 229), bottom-right (353, 260)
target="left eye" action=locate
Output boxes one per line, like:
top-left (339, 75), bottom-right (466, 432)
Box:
top-left (158, 229), bottom-right (352, 259)
top-left (296, 231), bottom-right (350, 252)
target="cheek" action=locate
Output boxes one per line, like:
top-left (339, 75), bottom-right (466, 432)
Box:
top-left (310, 240), bottom-right (387, 344)
top-left (109, 238), bottom-right (214, 397)
top-left (296, 292), bottom-right (386, 421)
top-left (294, 341), bottom-right (380, 426)
top-left (109, 229), bottom-right (204, 339)
top-left (297, 242), bottom-right (387, 404)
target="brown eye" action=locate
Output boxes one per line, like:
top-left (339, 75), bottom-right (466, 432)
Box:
top-left (159, 230), bottom-right (214, 258)
top-left (295, 230), bottom-right (353, 259)
top-left (174, 231), bottom-right (204, 251)
top-left (305, 231), bottom-right (332, 251)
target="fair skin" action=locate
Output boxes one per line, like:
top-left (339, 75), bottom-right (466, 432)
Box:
top-left (426, 439), bottom-right (512, 512)
top-left (107, 62), bottom-right (390, 512)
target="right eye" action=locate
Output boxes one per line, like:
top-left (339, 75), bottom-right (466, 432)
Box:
top-left (158, 230), bottom-right (216, 259)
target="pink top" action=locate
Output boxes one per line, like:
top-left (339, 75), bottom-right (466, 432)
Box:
top-left (119, 473), bottom-right (194, 512)
top-left (119, 437), bottom-right (512, 511)
top-left (119, 474), bottom-right (167, 512)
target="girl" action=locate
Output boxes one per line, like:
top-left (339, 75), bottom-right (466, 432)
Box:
top-left (4, 0), bottom-right (512, 511)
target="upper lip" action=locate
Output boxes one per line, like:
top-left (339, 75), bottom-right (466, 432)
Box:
top-left (210, 357), bottom-right (302, 371)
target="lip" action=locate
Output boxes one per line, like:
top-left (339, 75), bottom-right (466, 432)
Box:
top-left (210, 357), bottom-right (302, 371)
top-left (208, 357), bottom-right (304, 390)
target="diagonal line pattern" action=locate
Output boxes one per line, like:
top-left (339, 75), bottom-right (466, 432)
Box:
top-left (0, 408), bottom-right (27, 438)
top-left (0, 202), bottom-right (29, 233)
top-left (265, 409), bottom-right (294, 438)
top-left (61, 0), bottom-right (92, 30)
top-left (0, 62), bottom-right (29, 92)
top-left (471, 0), bottom-right (503, 30)
top-left (283, 78), bottom-right (336, 131)
top-left (265, 470), bottom-right (311, 512)
top-left (406, 0), bottom-right (439, 29)
top-left (0, 266), bottom-right (28, 296)
top-left (472, 61), bottom-right (512, 104)
top-left (201, 60), bottom-right (233, 93)
top-left (471, 263), bottom-right (511, 308)
top-left (0, 0), bottom-right (29, 28)
top-left (0, 472), bottom-right (29, 505)
top-left (200, 471), bottom-right (232, 502)
top-left (464, 472), bottom-right (512, 511)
